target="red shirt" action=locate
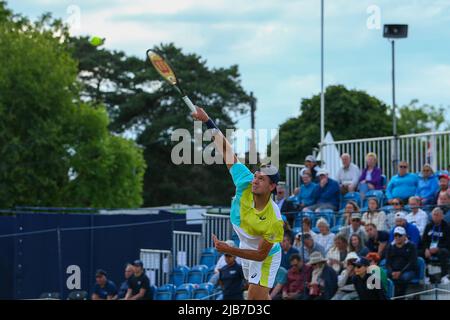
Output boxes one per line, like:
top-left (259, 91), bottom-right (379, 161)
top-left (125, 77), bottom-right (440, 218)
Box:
top-left (283, 264), bottom-right (312, 294)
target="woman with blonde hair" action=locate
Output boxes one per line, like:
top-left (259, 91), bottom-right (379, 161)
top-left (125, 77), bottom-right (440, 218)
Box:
top-left (416, 163), bottom-right (439, 205)
top-left (358, 152), bottom-right (383, 198)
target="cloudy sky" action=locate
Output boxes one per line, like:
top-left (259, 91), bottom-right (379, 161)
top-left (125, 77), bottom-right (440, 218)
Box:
top-left (9, 0), bottom-right (450, 144)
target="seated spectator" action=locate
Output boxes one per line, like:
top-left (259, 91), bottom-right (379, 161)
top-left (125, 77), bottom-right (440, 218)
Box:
top-left (282, 254), bottom-right (312, 300)
top-left (332, 252), bottom-right (359, 300)
top-left (125, 260), bottom-right (153, 300)
top-left (91, 269), bottom-right (118, 300)
top-left (358, 152), bottom-right (383, 198)
top-left (307, 252), bottom-right (338, 300)
top-left (315, 218), bottom-right (335, 253)
top-left (352, 257), bottom-right (387, 300)
top-left (303, 155), bottom-right (320, 183)
top-left (366, 252), bottom-right (388, 294)
top-left (349, 234), bottom-right (369, 257)
top-left (219, 253), bottom-right (245, 300)
top-left (388, 211), bottom-right (421, 248)
top-left (288, 187), bottom-right (300, 203)
top-left (385, 226), bottom-right (418, 298)
top-left (297, 233), bottom-right (325, 263)
top-left (296, 171), bottom-right (318, 210)
top-left (270, 266), bottom-right (288, 300)
top-left (405, 196), bottom-right (429, 236)
top-left (385, 198), bottom-right (406, 230)
top-left (337, 153), bottom-right (360, 195)
top-left (276, 184), bottom-right (296, 214)
top-left (281, 233), bottom-right (299, 270)
top-left (365, 223), bottom-right (389, 259)
top-left (339, 212), bottom-right (367, 243)
top-left (436, 174), bottom-right (450, 219)
top-left (326, 234), bottom-right (349, 273)
top-left (304, 169), bottom-right (340, 212)
top-left (209, 240), bottom-right (241, 286)
top-left (343, 201), bottom-right (360, 226)
top-left (362, 197), bottom-right (387, 231)
top-left (293, 217), bottom-right (318, 251)
top-left (422, 207), bottom-right (450, 284)
top-left (416, 164), bottom-right (439, 205)
top-left (282, 214), bottom-right (295, 238)
top-left (117, 264), bottom-right (134, 299)
top-left (386, 161), bottom-right (419, 204)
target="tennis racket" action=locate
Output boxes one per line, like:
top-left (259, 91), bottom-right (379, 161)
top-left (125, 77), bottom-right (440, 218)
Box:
top-left (146, 49), bottom-right (196, 113)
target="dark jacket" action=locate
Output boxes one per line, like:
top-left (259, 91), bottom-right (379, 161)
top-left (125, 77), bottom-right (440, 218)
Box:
top-left (352, 274), bottom-right (387, 300)
top-left (314, 178), bottom-right (340, 209)
top-left (385, 241), bottom-right (418, 273)
top-left (359, 166), bottom-right (383, 190)
top-left (422, 220), bottom-right (450, 250)
top-left (317, 265), bottom-right (338, 300)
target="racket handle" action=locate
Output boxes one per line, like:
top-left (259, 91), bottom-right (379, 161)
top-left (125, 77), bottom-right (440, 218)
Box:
top-left (182, 96), bottom-right (196, 113)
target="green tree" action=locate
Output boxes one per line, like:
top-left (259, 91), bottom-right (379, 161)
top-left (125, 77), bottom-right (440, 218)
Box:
top-left (397, 99), bottom-right (448, 134)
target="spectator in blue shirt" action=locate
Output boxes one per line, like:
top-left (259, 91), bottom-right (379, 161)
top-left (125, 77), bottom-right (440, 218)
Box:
top-left (91, 269), bottom-right (118, 300)
top-left (219, 253), bottom-right (246, 300)
top-left (305, 169), bottom-right (340, 212)
top-left (296, 170), bottom-right (319, 210)
top-left (117, 264), bottom-right (134, 299)
top-left (388, 211), bottom-right (421, 248)
top-left (416, 164), bottom-right (439, 206)
top-left (386, 161), bottom-right (419, 203)
top-left (281, 233), bottom-right (299, 270)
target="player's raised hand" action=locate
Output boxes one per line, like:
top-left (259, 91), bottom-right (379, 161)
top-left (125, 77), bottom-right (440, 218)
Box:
top-left (212, 234), bottom-right (230, 253)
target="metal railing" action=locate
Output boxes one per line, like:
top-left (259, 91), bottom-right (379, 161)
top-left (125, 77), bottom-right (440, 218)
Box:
top-left (286, 164), bottom-right (305, 196)
top-left (172, 230), bottom-right (202, 267)
top-left (202, 213), bottom-right (233, 248)
top-left (140, 249), bottom-right (172, 287)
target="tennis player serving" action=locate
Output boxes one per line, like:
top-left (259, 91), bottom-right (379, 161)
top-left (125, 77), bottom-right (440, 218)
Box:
top-left (192, 106), bottom-right (283, 300)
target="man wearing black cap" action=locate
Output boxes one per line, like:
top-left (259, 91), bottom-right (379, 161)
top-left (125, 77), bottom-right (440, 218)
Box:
top-left (124, 260), bottom-right (153, 300)
top-left (351, 257), bottom-right (387, 300)
top-left (91, 269), bottom-right (118, 300)
top-left (193, 107), bottom-right (284, 300)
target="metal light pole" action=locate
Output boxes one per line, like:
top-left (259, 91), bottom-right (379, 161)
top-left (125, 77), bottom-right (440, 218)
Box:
top-left (320, 0), bottom-right (325, 151)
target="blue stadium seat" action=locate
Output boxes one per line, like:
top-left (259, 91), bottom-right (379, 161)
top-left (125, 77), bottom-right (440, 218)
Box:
top-left (293, 212), bottom-right (313, 229)
top-left (206, 265), bottom-right (216, 282)
top-left (175, 283), bottom-right (195, 300)
top-left (386, 278), bottom-right (395, 300)
top-left (150, 285), bottom-right (157, 300)
top-left (381, 175), bottom-right (387, 190)
top-left (410, 257), bottom-right (426, 285)
top-left (331, 225), bottom-right (341, 234)
top-left (200, 247), bottom-right (219, 268)
top-left (187, 265), bottom-right (208, 284)
top-left (363, 190), bottom-right (385, 208)
top-left (342, 192), bottom-right (362, 208)
top-left (171, 265), bottom-right (190, 287)
top-left (193, 283), bottom-right (214, 300)
top-left (313, 209), bottom-right (334, 227)
top-left (379, 259), bottom-right (386, 267)
top-left (155, 284), bottom-right (176, 300)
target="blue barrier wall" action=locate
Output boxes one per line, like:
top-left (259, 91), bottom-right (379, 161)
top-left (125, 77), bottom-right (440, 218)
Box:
top-left (0, 210), bottom-right (201, 299)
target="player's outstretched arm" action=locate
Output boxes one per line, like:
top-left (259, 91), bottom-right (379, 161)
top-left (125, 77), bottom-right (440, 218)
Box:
top-left (212, 234), bottom-right (272, 262)
top-left (192, 106), bottom-right (238, 170)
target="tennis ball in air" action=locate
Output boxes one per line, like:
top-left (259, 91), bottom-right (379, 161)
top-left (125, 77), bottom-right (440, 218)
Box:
top-left (90, 36), bottom-right (104, 47)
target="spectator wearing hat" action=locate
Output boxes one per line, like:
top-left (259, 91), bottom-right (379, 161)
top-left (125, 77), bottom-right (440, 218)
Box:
top-left (270, 266), bottom-right (288, 300)
top-left (352, 257), bottom-right (387, 300)
top-left (362, 197), bottom-right (387, 231)
top-left (282, 254), bottom-right (312, 300)
top-left (304, 155), bottom-right (320, 183)
top-left (281, 233), bottom-right (299, 270)
top-left (385, 226), bottom-right (418, 297)
top-left (405, 196), bottom-right (429, 236)
top-left (365, 223), bottom-right (389, 259)
top-left (296, 170), bottom-right (319, 210)
top-left (315, 218), bottom-right (335, 253)
top-left (338, 212), bottom-right (367, 243)
top-left (219, 252), bottom-right (246, 300)
top-left (388, 211), bottom-right (421, 248)
top-left (307, 252), bottom-right (338, 300)
top-left (336, 153), bottom-right (360, 195)
top-left (326, 234), bottom-right (349, 273)
top-left (416, 164), bottom-right (439, 205)
top-left (386, 161), bottom-right (419, 204)
top-left (91, 269), bottom-right (118, 300)
top-left (332, 252), bottom-right (359, 300)
top-left (117, 263), bottom-right (134, 299)
top-left (349, 234), bottom-right (369, 257)
top-left (125, 260), bottom-right (153, 300)
top-left (358, 152), bottom-right (383, 198)
top-left (422, 207), bottom-right (450, 284)
top-left (305, 169), bottom-right (340, 212)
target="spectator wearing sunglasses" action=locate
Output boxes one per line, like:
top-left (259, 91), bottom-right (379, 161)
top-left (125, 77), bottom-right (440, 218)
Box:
top-left (352, 257), bottom-right (387, 300)
top-left (386, 161), bottom-right (419, 204)
top-left (385, 198), bottom-right (406, 231)
top-left (388, 211), bottom-right (421, 248)
top-left (385, 226), bottom-right (418, 298)
top-left (415, 164), bottom-right (439, 206)
top-left (338, 212), bottom-right (367, 244)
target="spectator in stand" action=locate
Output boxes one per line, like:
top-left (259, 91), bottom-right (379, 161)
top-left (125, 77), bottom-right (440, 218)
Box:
top-left (337, 153), bottom-right (360, 195)
top-left (307, 252), bottom-right (338, 300)
top-left (269, 266), bottom-right (288, 300)
top-left (276, 184), bottom-right (296, 215)
top-left (386, 161), bottom-right (419, 204)
top-left (296, 170), bottom-right (318, 211)
top-left (416, 164), bottom-right (439, 206)
top-left (117, 264), bottom-right (134, 299)
top-left (385, 226), bottom-right (418, 298)
top-left (209, 240), bottom-right (241, 286)
top-left (405, 196), bottom-right (429, 236)
top-left (299, 233), bottom-right (326, 263)
top-left (281, 233), bottom-right (299, 270)
top-left (349, 234), bottom-right (369, 257)
top-left (315, 218), bottom-right (335, 253)
top-left (422, 207), bottom-right (450, 284)
top-left (439, 193), bottom-right (450, 223)
top-left (436, 174), bottom-right (450, 215)
top-left (282, 215), bottom-right (295, 239)
top-left (352, 257), bottom-right (387, 300)
top-left (388, 211), bottom-right (421, 248)
top-left (305, 169), bottom-right (340, 212)
top-left (358, 152), bottom-right (383, 199)
top-left (293, 217), bottom-right (318, 251)
top-left (125, 260), bottom-right (153, 300)
top-left (385, 198), bottom-right (406, 231)
top-left (91, 269), bottom-right (118, 300)
top-left (303, 155), bottom-right (320, 183)
top-left (282, 254), bottom-right (312, 300)
top-left (362, 197), bottom-right (387, 231)
top-left (366, 252), bottom-right (388, 294)
top-left (219, 253), bottom-right (246, 300)
top-left (339, 212), bottom-right (367, 243)
top-left (327, 234), bottom-right (349, 273)
top-left (342, 201), bottom-right (360, 226)
top-left (332, 252), bottom-right (359, 300)
top-left (365, 223), bottom-right (389, 259)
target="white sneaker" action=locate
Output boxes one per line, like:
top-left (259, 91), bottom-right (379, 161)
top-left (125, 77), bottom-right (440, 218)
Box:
top-left (441, 275), bottom-right (450, 285)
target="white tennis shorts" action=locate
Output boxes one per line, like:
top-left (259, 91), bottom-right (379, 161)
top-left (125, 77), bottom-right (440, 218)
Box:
top-left (241, 250), bottom-right (281, 288)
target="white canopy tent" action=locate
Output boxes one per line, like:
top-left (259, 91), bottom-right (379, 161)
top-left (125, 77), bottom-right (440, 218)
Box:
top-left (316, 131), bottom-right (342, 180)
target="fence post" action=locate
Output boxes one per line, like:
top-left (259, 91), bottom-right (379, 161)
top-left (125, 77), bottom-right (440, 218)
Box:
top-left (56, 227), bottom-right (63, 299)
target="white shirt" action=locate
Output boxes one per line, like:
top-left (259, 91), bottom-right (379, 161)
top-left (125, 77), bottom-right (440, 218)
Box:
top-left (336, 163), bottom-right (360, 187)
top-left (406, 209), bottom-right (429, 236)
top-left (315, 232), bottom-right (335, 253)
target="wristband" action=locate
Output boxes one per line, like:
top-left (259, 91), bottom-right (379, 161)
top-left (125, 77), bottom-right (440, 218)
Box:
top-left (205, 118), bottom-right (219, 130)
